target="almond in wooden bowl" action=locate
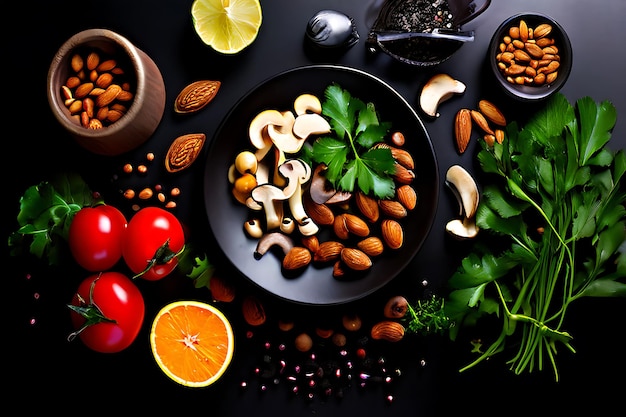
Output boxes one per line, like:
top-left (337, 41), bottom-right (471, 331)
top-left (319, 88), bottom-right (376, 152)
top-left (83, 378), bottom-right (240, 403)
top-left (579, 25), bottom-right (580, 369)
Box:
top-left (47, 28), bottom-right (166, 156)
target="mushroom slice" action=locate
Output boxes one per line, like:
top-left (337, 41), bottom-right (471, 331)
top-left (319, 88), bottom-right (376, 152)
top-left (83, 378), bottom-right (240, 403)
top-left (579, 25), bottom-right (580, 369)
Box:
top-left (419, 73), bottom-right (466, 118)
top-left (255, 232), bottom-right (294, 258)
top-left (309, 163), bottom-right (337, 204)
top-left (446, 164), bottom-right (479, 219)
top-left (279, 159), bottom-right (312, 199)
top-left (294, 93), bottom-right (322, 115)
top-left (267, 111), bottom-right (304, 153)
top-left (244, 218), bottom-right (264, 238)
top-left (250, 184), bottom-right (288, 230)
top-left (249, 109), bottom-right (284, 150)
top-left (446, 218), bottom-right (479, 240)
top-left (292, 113), bottom-right (331, 139)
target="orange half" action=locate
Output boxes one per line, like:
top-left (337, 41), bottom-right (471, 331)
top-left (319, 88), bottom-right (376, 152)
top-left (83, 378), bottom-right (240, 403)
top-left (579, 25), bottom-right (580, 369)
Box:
top-left (150, 300), bottom-right (235, 387)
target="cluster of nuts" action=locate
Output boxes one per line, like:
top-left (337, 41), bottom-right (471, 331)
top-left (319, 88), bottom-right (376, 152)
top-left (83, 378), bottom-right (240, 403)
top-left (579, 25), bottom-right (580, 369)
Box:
top-left (454, 99), bottom-right (508, 153)
top-left (495, 20), bottom-right (561, 86)
top-left (247, 133), bottom-right (417, 277)
top-left (117, 152), bottom-right (181, 211)
top-left (295, 145), bottom-right (417, 276)
top-left (61, 47), bottom-right (135, 129)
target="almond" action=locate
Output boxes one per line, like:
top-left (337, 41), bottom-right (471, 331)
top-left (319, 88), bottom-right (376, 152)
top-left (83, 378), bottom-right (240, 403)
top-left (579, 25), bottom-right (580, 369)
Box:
top-left (282, 246), bottom-right (312, 270)
top-left (355, 191), bottom-right (379, 223)
top-left (470, 109), bottom-right (494, 135)
top-left (74, 82), bottom-right (94, 99)
top-left (95, 84), bottom-right (122, 107)
top-left (454, 108), bottom-right (472, 154)
top-left (370, 320), bottom-right (405, 342)
top-left (175, 80), bottom-right (221, 114)
top-left (392, 163), bottom-right (415, 184)
top-left (301, 235), bottom-right (320, 253)
top-left (478, 100), bottom-right (507, 126)
top-left (381, 219), bottom-right (404, 250)
top-left (344, 213), bottom-right (370, 237)
top-left (333, 214), bottom-right (350, 240)
top-left (96, 59), bottom-right (117, 72)
top-left (533, 23), bottom-right (552, 39)
top-left (340, 248), bottom-right (372, 271)
top-left (314, 241), bottom-right (345, 263)
top-left (241, 295), bottom-right (266, 326)
top-left (396, 184), bottom-right (417, 210)
top-left (357, 236), bottom-right (384, 257)
top-left (495, 129), bottom-right (505, 144)
top-left (86, 52), bottom-right (100, 71)
top-left (378, 199), bottom-right (407, 219)
top-left (390, 146), bottom-right (415, 170)
top-left (209, 275), bottom-right (236, 302)
top-left (303, 194), bottom-right (334, 225)
top-left (165, 133), bottom-right (206, 173)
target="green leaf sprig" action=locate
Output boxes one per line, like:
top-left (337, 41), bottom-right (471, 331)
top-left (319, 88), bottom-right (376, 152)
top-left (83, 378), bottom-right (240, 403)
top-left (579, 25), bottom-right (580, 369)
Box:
top-left (8, 172), bottom-right (95, 265)
top-left (445, 93), bottom-right (626, 381)
top-left (311, 84), bottom-right (397, 199)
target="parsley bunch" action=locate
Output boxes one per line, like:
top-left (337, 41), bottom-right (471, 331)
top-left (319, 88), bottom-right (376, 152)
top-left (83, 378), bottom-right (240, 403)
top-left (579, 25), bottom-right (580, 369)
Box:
top-left (445, 94), bottom-right (626, 381)
top-left (310, 84), bottom-right (397, 199)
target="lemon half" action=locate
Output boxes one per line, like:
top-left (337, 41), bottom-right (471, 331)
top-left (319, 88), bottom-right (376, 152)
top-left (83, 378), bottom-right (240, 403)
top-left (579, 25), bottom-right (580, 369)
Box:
top-left (192, 0), bottom-right (263, 54)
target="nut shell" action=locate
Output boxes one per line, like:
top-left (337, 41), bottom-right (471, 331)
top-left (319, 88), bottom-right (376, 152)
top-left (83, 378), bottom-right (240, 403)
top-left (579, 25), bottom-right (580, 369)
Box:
top-left (165, 133), bottom-right (206, 173)
top-left (370, 320), bottom-right (405, 342)
top-left (174, 80), bottom-right (221, 113)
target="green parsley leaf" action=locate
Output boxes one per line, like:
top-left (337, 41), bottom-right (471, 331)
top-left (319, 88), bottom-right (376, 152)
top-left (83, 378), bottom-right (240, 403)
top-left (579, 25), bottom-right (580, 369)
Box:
top-left (446, 93), bottom-right (626, 381)
top-left (311, 84), bottom-right (396, 199)
top-left (8, 172), bottom-right (95, 265)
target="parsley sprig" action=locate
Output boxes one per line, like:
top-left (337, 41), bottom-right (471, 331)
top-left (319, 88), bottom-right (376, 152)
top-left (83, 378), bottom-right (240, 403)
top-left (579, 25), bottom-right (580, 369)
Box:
top-left (445, 93), bottom-right (626, 381)
top-left (311, 84), bottom-right (397, 199)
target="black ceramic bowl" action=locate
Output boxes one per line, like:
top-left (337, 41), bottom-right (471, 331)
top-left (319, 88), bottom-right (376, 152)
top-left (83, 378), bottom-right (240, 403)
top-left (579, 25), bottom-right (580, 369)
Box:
top-left (488, 12), bottom-right (572, 101)
top-left (204, 65), bottom-right (439, 305)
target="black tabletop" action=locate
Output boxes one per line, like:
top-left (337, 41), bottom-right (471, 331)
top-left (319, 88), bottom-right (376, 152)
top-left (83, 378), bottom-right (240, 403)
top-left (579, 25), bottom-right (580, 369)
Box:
top-left (7, 0), bottom-right (625, 415)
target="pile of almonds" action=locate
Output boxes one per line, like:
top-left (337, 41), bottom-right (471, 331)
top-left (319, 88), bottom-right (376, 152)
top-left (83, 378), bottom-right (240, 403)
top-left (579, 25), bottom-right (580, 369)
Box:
top-left (61, 48), bottom-right (135, 129)
top-left (495, 19), bottom-right (561, 86)
top-left (298, 151), bottom-right (417, 277)
top-left (454, 99), bottom-right (507, 153)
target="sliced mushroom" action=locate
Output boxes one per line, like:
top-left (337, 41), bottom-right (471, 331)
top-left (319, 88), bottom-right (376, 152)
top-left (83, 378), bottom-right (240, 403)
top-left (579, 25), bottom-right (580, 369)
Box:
top-left (309, 163), bottom-right (337, 204)
top-left (280, 217), bottom-right (296, 234)
top-left (446, 165), bottom-right (479, 219)
top-left (419, 73), bottom-right (466, 118)
top-left (279, 159), bottom-right (320, 236)
top-left (308, 164), bottom-right (352, 205)
top-left (294, 93), bottom-right (322, 115)
top-left (446, 218), bottom-right (479, 240)
top-left (267, 111), bottom-right (305, 153)
top-left (248, 109), bottom-right (281, 159)
top-left (250, 184), bottom-right (288, 230)
top-left (292, 113), bottom-right (331, 139)
top-left (255, 232), bottom-right (294, 258)
top-left (244, 218), bottom-right (264, 238)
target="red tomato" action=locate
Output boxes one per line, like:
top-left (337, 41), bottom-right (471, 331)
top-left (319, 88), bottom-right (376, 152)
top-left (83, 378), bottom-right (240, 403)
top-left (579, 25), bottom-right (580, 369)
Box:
top-left (69, 272), bottom-right (145, 353)
top-left (68, 205), bottom-right (127, 271)
top-left (122, 207), bottom-right (185, 281)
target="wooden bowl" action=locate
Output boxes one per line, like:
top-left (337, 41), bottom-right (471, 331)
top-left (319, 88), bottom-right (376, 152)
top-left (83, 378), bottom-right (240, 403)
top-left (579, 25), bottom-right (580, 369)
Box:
top-left (47, 28), bottom-right (166, 156)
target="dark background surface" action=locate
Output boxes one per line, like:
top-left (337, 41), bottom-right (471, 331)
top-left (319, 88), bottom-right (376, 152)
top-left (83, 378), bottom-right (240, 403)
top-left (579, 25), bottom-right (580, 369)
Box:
top-left (7, 0), bottom-right (625, 414)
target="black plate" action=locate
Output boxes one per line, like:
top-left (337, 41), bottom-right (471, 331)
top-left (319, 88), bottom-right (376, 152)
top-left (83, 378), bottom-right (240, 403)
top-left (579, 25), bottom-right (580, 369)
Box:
top-left (204, 65), bottom-right (438, 305)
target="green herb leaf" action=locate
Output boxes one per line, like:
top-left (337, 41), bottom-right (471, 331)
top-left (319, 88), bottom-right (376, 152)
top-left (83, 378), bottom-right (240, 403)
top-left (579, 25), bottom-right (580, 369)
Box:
top-left (8, 172), bottom-right (95, 265)
top-left (312, 84), bottom-right (397, 199)
top-left (445, 93), bottom-right (626, 381)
